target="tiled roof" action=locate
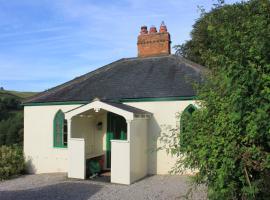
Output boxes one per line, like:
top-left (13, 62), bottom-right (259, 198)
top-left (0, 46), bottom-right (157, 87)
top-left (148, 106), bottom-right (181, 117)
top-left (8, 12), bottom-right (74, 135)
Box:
top-left (25, 55), bottom-right (205, 103)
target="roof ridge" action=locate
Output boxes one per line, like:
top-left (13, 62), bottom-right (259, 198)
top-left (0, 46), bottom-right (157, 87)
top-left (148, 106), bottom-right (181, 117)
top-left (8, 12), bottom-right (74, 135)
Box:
top-left (174, 55), bottom-right (206, 72)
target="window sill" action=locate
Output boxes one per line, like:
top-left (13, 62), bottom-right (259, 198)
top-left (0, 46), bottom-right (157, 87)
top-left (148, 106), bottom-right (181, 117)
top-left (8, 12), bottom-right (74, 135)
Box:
top-left (53, 146), bottom-right (68, 149)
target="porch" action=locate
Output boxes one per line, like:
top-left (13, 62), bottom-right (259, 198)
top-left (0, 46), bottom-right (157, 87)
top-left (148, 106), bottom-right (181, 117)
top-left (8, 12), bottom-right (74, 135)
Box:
top-left (65, 99), bottom-right (152, 185)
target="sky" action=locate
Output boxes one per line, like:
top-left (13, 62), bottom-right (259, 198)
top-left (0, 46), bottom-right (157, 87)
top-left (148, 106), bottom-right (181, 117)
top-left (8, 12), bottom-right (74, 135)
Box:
top-left (0, 0), bottom-right (240, 92)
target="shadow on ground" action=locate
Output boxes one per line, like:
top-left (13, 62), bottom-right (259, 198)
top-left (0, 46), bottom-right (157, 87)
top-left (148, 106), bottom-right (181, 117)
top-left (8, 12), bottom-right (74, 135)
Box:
top-left (0, 182), bottom-right (102, 200)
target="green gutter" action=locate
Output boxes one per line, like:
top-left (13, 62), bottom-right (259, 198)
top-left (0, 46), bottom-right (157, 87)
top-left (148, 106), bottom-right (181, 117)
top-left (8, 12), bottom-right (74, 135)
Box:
top-left (22, 96), bottom-right (197, 106)
top-left (22, 101), bottom-right (89, 106)
top-left (119, 96), bottom-right (197, 102)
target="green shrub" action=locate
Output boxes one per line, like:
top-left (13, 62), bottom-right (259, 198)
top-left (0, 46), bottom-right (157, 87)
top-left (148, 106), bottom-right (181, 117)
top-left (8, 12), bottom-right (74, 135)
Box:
top-left (171, 0), bottom-right (270, 198)
top-left (0, 145), bottom-right (25, 180)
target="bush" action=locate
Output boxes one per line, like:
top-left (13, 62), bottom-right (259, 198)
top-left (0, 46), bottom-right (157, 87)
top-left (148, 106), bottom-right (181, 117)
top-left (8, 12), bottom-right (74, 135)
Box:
top-left (0, 145), bottom-right (25, 180)
top-left (171, 0), bottom-right (270, 198)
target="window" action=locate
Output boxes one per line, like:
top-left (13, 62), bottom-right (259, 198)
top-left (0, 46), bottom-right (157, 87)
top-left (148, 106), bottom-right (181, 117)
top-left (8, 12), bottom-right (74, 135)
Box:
top-left (63, 120), bottom-right (68, 146)
top-left (53, 110), bottom-right (68, 148)
top-left (180, 104), bottom-right (197, 133)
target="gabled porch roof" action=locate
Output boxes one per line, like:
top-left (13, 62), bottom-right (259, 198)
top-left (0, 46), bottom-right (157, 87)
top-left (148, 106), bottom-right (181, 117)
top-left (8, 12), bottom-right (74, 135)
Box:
top-left (66, 99), bottom-right (151, 184)
top-left (65, 99), bottom-right (152, 121)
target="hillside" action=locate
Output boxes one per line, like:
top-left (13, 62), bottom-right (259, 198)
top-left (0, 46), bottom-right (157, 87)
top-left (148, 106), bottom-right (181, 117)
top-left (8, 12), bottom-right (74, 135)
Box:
top-left (0, 89), bottom-right (38, 145)
top-left (0, 90), bottom-right (38, 99)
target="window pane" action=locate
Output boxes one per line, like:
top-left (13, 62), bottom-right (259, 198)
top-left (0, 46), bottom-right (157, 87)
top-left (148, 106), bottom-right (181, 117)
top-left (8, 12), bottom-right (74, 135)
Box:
top-left (53, 110), bottom-right (66, 147)
top-left (55, 120), bottom-right (62, 145)
top-left (64, 120), bottom-right (67, 133)
top-left (63, 120), bottom-right (68, 147)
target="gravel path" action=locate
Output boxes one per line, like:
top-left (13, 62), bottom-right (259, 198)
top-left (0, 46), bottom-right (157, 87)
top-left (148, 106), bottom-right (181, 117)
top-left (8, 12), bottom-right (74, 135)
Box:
top-left (0, 173), bottom-right (207, 200)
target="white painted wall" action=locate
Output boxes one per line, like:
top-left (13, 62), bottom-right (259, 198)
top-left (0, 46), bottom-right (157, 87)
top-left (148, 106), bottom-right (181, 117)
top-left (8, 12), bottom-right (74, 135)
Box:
top-left (111, 118), bottom-right (148, 185)
top-left (68, 138), bottom-right (85, 179)
top-left (70, 113), bottom-right (107, 166)
top-left (92, 113), bottom-right (107, 163)
top-left (24, 104), bottom-right (82, 174)
top-left (111, 140), bottom-right (130, 184)
top-left (124, 100), bottom-right (197, 175)
top-left (24, 100), bottom-right (197, 176)
top-left (130, 119), bottom-right (148, 183)
top-left (71, 116), bottom-right (95, 157)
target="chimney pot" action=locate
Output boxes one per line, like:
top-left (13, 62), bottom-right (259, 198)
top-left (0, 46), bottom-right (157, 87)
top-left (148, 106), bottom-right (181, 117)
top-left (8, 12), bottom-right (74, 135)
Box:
top-left (159, 21), bottom-right (167, 33)
top-left (140, 26), bottom-right (148, 34)
top-left (149, 26), bottom-right (157, 34)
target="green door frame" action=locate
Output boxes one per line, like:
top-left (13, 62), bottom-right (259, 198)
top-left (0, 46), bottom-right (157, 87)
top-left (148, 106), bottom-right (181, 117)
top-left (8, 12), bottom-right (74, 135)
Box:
top-left (106, 112), bottom-right (127, 168)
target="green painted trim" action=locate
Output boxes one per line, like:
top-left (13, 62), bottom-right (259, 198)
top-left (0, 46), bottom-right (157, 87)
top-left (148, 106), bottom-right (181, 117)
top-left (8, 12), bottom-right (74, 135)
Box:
top-left (22, 96), bottom-right (197, 106)
top-left (119, 96), bottom-right (197, 102)
top-left (53, 146), bottom-right (68, 149)
top-left (22, 101), bottom-right (89, 106)
top-left (180, 104), bottom-right (198, 134)
top-left (53, 110), bottom-right (68, 148)
top-left (106, 112), bottom-right (112, 168)
top-left (183, 104), bottom-right (197, 114)
top-left (106, 112), bottom-right (127, 168)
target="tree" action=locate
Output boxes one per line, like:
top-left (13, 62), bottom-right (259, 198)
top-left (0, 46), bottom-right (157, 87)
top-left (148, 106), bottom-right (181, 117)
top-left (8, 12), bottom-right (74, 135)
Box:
top-left (171, 0), bottom-right (270, 199)
top-left (0, 94), bottom-right (23, 146)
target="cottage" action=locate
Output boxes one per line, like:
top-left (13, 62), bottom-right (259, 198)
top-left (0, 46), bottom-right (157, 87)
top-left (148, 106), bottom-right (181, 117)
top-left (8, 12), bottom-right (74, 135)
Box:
top-left (23, 23), bottom-right (204, 185)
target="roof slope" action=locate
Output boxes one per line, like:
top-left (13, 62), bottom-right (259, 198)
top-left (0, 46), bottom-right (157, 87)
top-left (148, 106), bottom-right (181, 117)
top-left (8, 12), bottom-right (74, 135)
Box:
top-left (25, 55), bottom-right (205, 103)
top-left (104, 101), bottom-right (152, 115)
top-left (65, 100), bottom-right (152, 115)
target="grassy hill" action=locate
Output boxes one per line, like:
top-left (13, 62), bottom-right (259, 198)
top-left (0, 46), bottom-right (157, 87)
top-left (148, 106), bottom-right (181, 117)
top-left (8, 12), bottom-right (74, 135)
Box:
top-left (0, 89), bottom-right (38, 146)
top-left (0, 90), bottom-right (38, 99)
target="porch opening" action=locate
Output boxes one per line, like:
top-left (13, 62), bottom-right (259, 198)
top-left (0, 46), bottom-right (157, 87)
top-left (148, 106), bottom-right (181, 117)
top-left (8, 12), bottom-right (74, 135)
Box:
top-left (106, 112), bottom-right (127, 169)
top-left (67, 108), bottom-right (128, 182)
top-left (86, 111), bottom-right (127, 181)
top-left (66, 100), bottom-right (151, 184)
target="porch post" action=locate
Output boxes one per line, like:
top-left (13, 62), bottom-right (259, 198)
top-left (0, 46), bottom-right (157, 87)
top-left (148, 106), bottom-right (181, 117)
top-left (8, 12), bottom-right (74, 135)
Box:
top-left (67, 117), bottom-right (85, 179)
top-left (126, 120), bottom-right (131, 141)
top-left (67, 118), bottom-right (72, 139)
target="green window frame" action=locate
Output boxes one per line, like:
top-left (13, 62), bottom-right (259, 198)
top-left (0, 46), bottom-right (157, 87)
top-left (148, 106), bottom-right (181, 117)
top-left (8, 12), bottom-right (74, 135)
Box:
top-left (180, 104), bottom-right (197, 134)
top-left (53, 110), bottom-right (68, 148)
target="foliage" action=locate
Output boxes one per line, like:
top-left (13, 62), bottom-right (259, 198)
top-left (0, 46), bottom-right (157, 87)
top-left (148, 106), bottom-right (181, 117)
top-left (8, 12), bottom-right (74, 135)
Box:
top-left (0, 145), bottom-right (25, 180)
top-left (0, 112), bottom-right (24, 146)
top-left (0, 89), bottom-right (38, 99)
top-left (0, 92), bottom-right (24, 145)
top-left (170, 0), bottom-right (270, 199)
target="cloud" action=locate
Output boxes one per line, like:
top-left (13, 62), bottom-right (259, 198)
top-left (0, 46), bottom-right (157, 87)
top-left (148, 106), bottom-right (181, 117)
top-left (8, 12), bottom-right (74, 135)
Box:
top-left (0, 26), bottom-right (71, 38)
top-left (0, 0), bottom-right (241, 91)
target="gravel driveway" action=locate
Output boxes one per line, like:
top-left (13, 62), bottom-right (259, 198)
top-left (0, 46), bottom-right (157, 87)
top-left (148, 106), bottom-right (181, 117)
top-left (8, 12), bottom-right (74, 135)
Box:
top-left (0, 173), bottom-right (207, 200)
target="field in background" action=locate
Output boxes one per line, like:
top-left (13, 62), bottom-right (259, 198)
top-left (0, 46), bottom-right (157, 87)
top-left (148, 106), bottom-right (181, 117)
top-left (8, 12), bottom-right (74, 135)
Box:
top-left (0, 89), bottom-right (38, 99)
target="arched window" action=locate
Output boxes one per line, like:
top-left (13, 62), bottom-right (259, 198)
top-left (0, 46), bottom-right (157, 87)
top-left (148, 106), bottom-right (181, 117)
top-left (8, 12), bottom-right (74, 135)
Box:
top-left (180, 104), bottom-right (197, 134)
top-left (53, 110), bottom-right (68, 148)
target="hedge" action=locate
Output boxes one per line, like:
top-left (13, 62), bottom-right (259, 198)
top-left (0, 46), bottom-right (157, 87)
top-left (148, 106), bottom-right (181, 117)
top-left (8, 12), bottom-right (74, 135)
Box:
top-left (0, 145), bottom-right (25, 180)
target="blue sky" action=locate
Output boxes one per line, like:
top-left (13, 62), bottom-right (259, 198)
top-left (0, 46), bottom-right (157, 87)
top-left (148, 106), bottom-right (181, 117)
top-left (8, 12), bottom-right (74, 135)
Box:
top-left (0, 0), bottom-right (240, 92)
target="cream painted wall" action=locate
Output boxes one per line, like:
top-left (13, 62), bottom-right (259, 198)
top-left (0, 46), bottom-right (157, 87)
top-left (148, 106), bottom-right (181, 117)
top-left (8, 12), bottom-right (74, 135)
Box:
top-left (68, 138), bottom-right (85, 179)
top-left (24, 104), bottom-right (82, 174)
top-left (68, 113), bottom-right (107, 169)
top-left (111, 140), bottom-right (130, 184)
top-left (130, 119), bottom-right (148, 183)
top-left (71, 117), bottom-right (95, 156)
top-left (124, 100), bottom-right (197, 175)
top-left (24, 100), bottom-right (196, 176)
top-left (93, 113), bottom-right (107, 162)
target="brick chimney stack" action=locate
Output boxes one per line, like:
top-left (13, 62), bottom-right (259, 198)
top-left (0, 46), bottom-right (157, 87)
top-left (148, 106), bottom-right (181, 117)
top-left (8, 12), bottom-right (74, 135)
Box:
top-left (137, 22), bottom-right (171, 57)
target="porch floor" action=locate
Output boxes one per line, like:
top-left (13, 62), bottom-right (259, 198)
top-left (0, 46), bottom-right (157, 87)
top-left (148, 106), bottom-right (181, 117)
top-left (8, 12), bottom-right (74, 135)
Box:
top-left (88, 170), bottom-right (111, 183)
